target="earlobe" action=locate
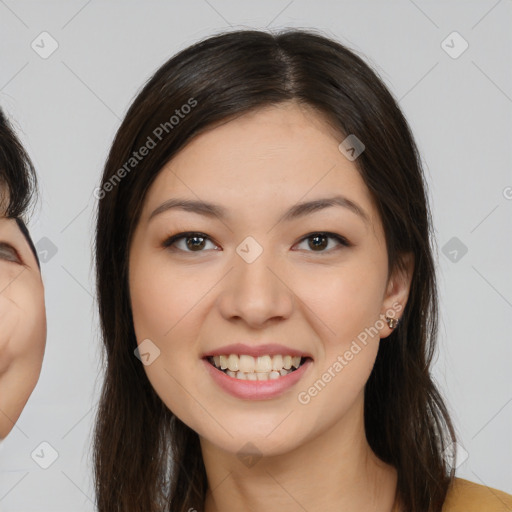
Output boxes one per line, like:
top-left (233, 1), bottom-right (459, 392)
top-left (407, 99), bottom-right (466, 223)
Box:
top-left (379, 252), bottom-right (414, 338)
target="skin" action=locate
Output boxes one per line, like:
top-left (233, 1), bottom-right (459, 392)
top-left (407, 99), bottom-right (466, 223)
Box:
top-left (129, 101), bottom-right (414, 512)
top-left (0, 215), bottom-right (46, 439)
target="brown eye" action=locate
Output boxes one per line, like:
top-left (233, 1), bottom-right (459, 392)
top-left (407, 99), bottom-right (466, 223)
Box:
top-left (0, 242), bottom-right (22, 264)
top-left (308, 234), bottom-right (329, 251)
top-left (296, 232), bottom-right (351, 253)
top-left (163, 232), bottom-right (218, 253)
top-left (185, 235), bottom-right (207, 251)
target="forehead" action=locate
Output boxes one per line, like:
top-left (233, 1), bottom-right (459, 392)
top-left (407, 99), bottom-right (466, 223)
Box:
top-left (143, 103), bottom-right (376, 222)
top-left (0, 217), bottom-right (21, 236)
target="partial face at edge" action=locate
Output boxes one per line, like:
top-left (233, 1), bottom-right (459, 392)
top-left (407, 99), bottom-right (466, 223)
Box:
top-left (0, 212), bottom-right (46, 439)
top-left (128, 102), bottom-right (412, 457)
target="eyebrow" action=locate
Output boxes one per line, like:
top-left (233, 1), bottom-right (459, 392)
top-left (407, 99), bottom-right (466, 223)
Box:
top-left (148, 195), bottom-right (370, 225)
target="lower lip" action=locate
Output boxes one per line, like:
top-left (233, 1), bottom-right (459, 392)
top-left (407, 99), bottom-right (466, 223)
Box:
top-left (202, 358), bottom-right (312, 400)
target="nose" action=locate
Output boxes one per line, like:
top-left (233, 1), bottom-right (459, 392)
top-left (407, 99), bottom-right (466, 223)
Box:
top-left (216, 248), bottom-right (294, 328)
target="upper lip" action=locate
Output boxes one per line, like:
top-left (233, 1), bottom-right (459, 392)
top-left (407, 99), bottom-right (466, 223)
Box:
top-left (202, 343), bottom-right (313, 359)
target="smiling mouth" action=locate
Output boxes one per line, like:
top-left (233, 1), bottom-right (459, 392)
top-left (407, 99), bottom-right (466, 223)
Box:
top-left (206, 354), bottom-right (311, 381)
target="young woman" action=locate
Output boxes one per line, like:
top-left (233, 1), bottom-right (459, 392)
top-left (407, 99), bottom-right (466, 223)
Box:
top-left (93, 29), bottom-right (512, 511)
top-left (0, 108), bottom-right (46, 439)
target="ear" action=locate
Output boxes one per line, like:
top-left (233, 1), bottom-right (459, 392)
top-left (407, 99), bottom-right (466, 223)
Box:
top-left (379, 252), bottom-right (414, 339)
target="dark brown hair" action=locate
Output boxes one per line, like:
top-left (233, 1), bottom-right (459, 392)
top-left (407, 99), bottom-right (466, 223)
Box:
top-left (94, 28), bottom-right (456, 512)
top-left (0, 107), bottom-right (39, 265)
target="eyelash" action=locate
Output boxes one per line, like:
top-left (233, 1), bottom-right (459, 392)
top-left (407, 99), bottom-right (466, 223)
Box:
top-left (162, 231), bottom-right (351, 255)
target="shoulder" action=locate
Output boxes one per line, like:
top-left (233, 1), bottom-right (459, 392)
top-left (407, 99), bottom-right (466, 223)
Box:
top-left (442, 477), bottom-right (512, 511)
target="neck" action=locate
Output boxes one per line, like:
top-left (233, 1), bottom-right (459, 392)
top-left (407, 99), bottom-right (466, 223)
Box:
top-left (200, 398), bottom-right (398, 512)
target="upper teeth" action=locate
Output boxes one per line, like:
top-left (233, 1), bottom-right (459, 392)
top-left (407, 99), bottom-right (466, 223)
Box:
top-left (212, 354), bottom-right (302, 373)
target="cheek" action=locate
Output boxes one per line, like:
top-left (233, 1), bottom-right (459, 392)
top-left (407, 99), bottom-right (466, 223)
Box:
top-left (291, 258), bottom-right (386, 406)
top-left (294, 259), bottom-right (386, 344)
top-left (0, 295), bottom-right (18, 373)
top-left (129, 252), bottom-right (218, 409)
top-left (130, 258), bottom-right (208, 341)
top-left (129, 258), bottom-right (215, 428)
top-left (0, 275), bottom-right (46, 371)
top-left (0, 263), bottom-right (22, 292)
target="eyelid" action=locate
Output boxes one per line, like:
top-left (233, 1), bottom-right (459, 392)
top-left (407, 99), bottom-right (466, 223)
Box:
top-left (0, 241), bottom-right (23, 264)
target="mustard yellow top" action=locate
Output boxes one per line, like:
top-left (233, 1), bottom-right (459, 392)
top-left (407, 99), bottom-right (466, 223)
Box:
top-left (442, 478), bottom-right (512, 511)
top-left (392, 478), bottom-right (512, 511)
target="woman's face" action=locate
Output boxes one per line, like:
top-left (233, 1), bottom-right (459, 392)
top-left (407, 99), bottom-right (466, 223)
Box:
top-left (129, 102), bottom-right (411, 457)
top-left (0, 214), bottom-right (46, 439)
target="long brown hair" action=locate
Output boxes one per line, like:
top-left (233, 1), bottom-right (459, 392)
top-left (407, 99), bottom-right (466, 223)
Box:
top-left (94, 28), bottom-right (456, 511)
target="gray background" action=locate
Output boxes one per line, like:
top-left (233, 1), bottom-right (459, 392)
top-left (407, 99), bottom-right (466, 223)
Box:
top-left (0, 0), bottom-right (511, 510)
